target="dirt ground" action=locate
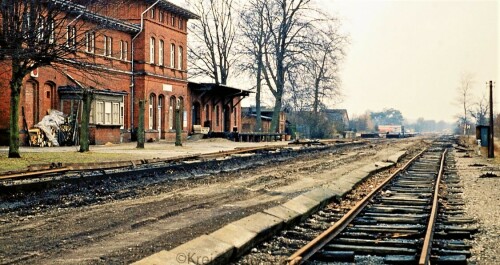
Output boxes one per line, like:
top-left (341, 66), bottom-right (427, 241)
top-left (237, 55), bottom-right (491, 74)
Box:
top-left (0, 138), bottom-right (424, 265)
top-left (453, 144), bottom-right (500, 265)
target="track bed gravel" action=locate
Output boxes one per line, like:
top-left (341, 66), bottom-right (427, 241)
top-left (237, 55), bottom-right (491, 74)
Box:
top-left (0, 138), bottom-right (423, 264)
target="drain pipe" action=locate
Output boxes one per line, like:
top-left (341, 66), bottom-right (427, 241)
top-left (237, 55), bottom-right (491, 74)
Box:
top-left (131, 0), bottom-right (161, 135)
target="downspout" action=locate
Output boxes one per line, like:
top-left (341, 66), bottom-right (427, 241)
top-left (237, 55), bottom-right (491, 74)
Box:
top-left (131, 0), bottom-right (161, 134)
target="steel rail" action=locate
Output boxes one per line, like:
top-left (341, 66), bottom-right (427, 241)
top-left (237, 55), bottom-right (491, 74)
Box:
top-left (0, 143), bottom-right (310, 182)
top-left (0, 140), bottom-right (366, 183)
top-left (0, 167), bottom-right (72, 180)
top-left (287, 147), bottom-right (428, 265)
top-left (418, 149), bottom-right (447, 265)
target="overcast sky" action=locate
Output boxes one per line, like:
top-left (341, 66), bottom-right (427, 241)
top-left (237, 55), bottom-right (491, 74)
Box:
top-left (323, 0), bottom-right (498, 123)
top-left (183, 0), bottom-right (498, 123)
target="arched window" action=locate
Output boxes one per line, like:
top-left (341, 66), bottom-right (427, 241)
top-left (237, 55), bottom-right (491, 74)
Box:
top-left (149, 94), bottom-right (156, 130)
top-left (179, 97), bottom-right (185, 129)
top-left (170, 43), bottom-right (175, 68)
top-left (169, 96), bottom-right (176, 130)
top-left (150, 37), bottom-right (155, 64)
top-left (159, 40), bottom-right (164, 66)
top-left (158, 95), bottom-right (164, 137)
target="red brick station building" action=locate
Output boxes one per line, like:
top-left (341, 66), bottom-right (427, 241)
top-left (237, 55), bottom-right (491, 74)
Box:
top-left (0, 0), bottom-right (250, 145)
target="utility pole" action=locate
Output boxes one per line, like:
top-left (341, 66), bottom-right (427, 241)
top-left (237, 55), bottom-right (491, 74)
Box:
top-left (488, 81), bottom-right (494, 158)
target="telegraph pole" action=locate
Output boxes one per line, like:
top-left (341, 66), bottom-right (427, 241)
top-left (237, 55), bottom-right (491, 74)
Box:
top-left (488, 80), bottom-right (494, 158)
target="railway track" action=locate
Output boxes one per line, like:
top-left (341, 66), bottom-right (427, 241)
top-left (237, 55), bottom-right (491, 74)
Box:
top-left (236, 137), bottom-right (475, 264)
top-left (286, 138), bottom-right (475, 264)
top-left (0, 140), bottom-right (364, 184)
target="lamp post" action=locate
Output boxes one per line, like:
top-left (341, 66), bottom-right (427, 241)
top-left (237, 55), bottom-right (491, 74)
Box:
top-left (175, 98), bottom-right (182, 146)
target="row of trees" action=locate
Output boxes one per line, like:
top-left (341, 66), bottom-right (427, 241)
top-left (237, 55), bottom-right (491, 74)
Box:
top-left (188, 0), bottom-right (348, 132)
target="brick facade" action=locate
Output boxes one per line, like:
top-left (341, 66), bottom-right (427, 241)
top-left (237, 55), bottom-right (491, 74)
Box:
top-left (0, 0), bottom-right (249, 146)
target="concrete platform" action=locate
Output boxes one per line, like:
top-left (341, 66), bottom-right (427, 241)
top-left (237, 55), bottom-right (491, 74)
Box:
top-left (264, 205), bottom-right (302, 225)
top-left (209, 223), bottom-right (257, 257)
top-left (302, 187), bottom-right (339, 207)
top-left (387, 151), bottom-right (407, 163)
top-left (282, 195), bottom-right (321, 220)
top-left (133, 235), bottom-right (234, 265)
top-left (230, 212), bottom-right (284, 237)
top-left (134, 156), bottom-right (403, 265)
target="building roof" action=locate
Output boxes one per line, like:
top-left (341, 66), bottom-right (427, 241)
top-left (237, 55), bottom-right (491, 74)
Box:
top-left (147, 0), bottom-right (200, 19)
top-left (188, 82), bottom-right (252, 97)
top-left (52, 0), bottom-right (141, 33)
top-left (324, 109), bottom-right (349, 121)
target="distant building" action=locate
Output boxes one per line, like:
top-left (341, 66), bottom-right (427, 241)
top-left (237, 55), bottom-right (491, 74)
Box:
top-left (241, 107), bottom-right (287, 133)
top-left (378, 125), bottom-right (403, 134)
top-left (323, 109), bottom-right (350, 133)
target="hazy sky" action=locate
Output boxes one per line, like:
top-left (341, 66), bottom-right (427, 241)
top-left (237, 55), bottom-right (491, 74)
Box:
top-left (183, 0), bottom-right (498, 123)
top-left (323, 0), bottom-right (498, 122)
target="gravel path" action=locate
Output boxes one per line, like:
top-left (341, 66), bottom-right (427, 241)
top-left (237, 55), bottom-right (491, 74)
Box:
top-left (454, 147), bottom-right (500, 265)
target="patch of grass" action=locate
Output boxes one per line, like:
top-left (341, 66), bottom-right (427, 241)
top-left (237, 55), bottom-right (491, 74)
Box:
top-left (0, 151), bottom-right (136, 173)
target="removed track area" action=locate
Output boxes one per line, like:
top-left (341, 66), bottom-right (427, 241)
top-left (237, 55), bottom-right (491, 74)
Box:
top-left (1, 138), bottom-right (425, 264)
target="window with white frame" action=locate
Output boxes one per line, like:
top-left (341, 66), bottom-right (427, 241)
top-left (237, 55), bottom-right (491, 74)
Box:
top-left (103, 35), bottom-right (112, 56)
top-left (66, 26), bottom-right (76, 49)
top-left (93, 97), bottom-right (123, 126)
top-left (170, 43), bottom-right (175, 68)
top-left (159, 11), bottom-right (164, 23)
top-left (149, 94), bottom-right (155, 130)
top-left (171, 15), bottom-right (175, 26)
top-left (159, 40), bottom-right (164, 66)
top-left (112, 102), bottom-right (119, 124)
top-left (105, 102), bottom-right (112, 124)
top-left (150, 37), bottom-right (155, 64)
top-left (90, 103), bottom-right (95, 124)
top-left (120, 102), bottom-right (124, 129)
top-left (103, 36), bottom-right (107, 55)
top-left (107, 36), bottom-right (112, 57)
top-left (123, 41), bottom-right (128, 60)
top-left (37, 17), bottom-right (44, 42)
top-left (85, 31), bottom-right (95, 53)
top-left (96, 101), bottom-right (104, 124)
top-left (178, 46), bottom-right (183, 70)
top-left (49, 20), bottom-right (55, 44)
top-left (150, 8), bottom-right (155, 19)
top-left (169, 97), bottom-right (175, 130)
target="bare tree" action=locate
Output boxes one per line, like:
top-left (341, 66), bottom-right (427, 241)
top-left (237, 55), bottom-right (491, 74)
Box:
top-left (260, 0), bottom-right (311, 132)
top-left (455, 73), bottom-right (475, 135)
top-left (188, 0), bottom-right (236, 85)
top-left (284, 22), bottom-right (347, 113)
top-left (305, 24), bottom-right (346, 114)
top-left (470, 93), bottom-right (489, 126)
top-left (239, 0), bottom-right (269, 131)
top-left (0, 0), bottom-right (125, 157)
